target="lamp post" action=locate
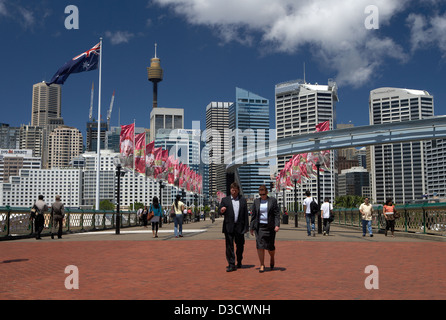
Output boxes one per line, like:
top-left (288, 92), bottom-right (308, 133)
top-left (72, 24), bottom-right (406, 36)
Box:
top-left (114, 157), bottom-right (126, 235)
top-left (294, 179), bottom-right (298, 227)
top-left (316, 162), bottom-right (322, 234)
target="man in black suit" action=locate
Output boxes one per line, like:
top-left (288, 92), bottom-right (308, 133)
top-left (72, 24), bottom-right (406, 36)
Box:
top-left (219, 182), bottom-right (249, 272)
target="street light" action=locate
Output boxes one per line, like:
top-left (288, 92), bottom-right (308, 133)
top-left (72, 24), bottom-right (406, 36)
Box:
top-left (316, 162), bottom-right (322, 234)
top-left (114, 157), bottom-right (126, 235)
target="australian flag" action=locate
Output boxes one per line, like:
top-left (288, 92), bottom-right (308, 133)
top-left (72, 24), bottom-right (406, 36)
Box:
top-left (46, 43), bottom-right (100, 86)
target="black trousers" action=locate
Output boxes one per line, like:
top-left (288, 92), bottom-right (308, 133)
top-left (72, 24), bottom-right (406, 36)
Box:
top-left (224, 231), bottom-right (245, 267)
top-left (34, 214), bottom-right (45, 238)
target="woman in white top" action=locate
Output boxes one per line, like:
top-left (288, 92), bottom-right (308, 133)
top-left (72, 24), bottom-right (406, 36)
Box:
top-left (320, 198), bottom-right (333, 236)
top-left (250, 185), bottom-right (280, 273)
top-left (172, 195), bottom-right (185, 238)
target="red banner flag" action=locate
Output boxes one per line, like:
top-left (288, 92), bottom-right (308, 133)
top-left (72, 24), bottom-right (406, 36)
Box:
top-left (119, 124), bottom-right (134, 169)
top-left (316, 121), bottom-right (330, 132)
top-left (134, 133), bottom-right (146, 175)
top-left (145, 141), bottom-right (155, 178)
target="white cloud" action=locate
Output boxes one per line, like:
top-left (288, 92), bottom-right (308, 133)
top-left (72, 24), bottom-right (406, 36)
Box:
top-left (408, 12), bottom-right (446, 57)
top-left (18, 7), bottom-right (35, 29)
top-left (154, 0), bottom-right (412, 87)
top-left (105, 31), bottom-right (136, 45)
top-left (0, 0), bottom-right (7, 17)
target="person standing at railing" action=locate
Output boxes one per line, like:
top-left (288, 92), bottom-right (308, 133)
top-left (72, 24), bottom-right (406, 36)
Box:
top-left (359, 198), bottom-right (374, 238)
top-left (51, 195), bottom-right (65, 239)
top-left (32, 195), bottom-right (48, 240)
top-left (383, 198), bottom-right (396, 237)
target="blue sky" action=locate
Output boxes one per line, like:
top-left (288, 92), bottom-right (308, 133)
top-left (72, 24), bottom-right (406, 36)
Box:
top-left (1, 0), bottom-right (446, 141)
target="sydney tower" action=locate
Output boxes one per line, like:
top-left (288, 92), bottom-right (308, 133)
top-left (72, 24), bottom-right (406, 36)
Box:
top-left (147, 43), bottom-right (163, 109)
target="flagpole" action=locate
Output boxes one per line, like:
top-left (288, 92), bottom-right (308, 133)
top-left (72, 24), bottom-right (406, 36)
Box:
top-left (96, 37), bottom-right (103, 211)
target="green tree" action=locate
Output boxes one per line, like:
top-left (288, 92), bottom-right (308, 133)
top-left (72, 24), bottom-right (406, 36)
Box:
top-left (131, 202), bottom-right (144, 211)
top-left (334, 195), bottom-right (365, 208)
top-left (99, 200), bottom-right (115, 211)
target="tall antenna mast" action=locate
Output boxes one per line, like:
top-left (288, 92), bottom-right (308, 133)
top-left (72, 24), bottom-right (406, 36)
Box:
top-left (303, 62), bottom-right (306, 84)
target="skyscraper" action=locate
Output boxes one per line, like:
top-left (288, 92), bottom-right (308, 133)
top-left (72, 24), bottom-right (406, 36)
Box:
top-left (31, 82), bottom-right (62, 127)
top-left (369, 87), bottom-right (434, 204)
top-left (30, 82), bottom-right (64, 168)
top-left (275, 79), bottom-right (338, 203)
top-left (206, 102), bottom-right (231, 197)
top-left (229, 88), bottom-right (271, 198)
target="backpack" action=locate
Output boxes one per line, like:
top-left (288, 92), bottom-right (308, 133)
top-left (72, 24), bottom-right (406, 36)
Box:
top-left (310, 198), bottom-right (319, 215)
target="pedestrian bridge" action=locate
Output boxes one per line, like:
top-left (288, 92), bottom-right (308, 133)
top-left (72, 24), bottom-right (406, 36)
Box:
top-left (226, 116), bottom-right (446, 172)
top-left (1, 202), bottom-right (446, 240)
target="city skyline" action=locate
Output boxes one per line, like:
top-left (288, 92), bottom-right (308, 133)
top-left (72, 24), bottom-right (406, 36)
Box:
top-left (1, 0), bottom-right (446, 139)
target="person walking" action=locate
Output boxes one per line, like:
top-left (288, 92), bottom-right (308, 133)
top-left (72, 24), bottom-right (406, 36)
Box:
top-left (51, 195), bottom-right (65, 239)
top-left (150, 196), bottom-right (163, 238)
top-left (142, 206), bottom-right (149, 228)
top-left (303, 191), bottom-right (317, 236)
top-left (320, 198), bottom-right (333, 236)
top-left (360, 198), bottom-right (374, 237)
top-left (32, 195), bottom-right (48, 240)
top-left (219, 182), bottom-right (249, 272)
top-left (250, 185), bottom-right (280, 273)
top-left (172, 195), bottom-right (185, 238)
top-left (137, 207), bottom-right (143, 225)
top-left (383, 198), bottom-right (396, 237)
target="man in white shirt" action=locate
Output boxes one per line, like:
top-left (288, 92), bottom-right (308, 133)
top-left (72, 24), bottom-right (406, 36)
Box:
top-left (219, 182), bottom-right (249, 272)
top-left (359, 198), bottom-right (374, 237)
top-left (303, 190), bottom-right (317, 237)
top-left (320, 198), bottom-right (333, 236)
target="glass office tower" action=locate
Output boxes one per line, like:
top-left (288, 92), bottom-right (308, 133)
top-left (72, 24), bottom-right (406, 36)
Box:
top-left (229, 88), bottom-right (271, 199)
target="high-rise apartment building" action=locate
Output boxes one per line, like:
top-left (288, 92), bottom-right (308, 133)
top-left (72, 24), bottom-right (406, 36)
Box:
top-left (424, 133), bottom-right (446, 198)
top-left (206, 102), bottom-right (231, 197)
top-left (48, 126), bottom-right (83, 169)
top-left (275, 79), bottom-right (338, 204)
top-left (230, 88), bottom-right (271, 198)
top-left (369, 87), bottom-right (434, 204)
top-left (0, 168), bottom-right (82, 208)
top-left (19, 125), bottom-right (43, 158)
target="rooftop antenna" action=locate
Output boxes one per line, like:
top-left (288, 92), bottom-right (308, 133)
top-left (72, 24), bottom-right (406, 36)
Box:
top-left (303, 62), bottom-right (306, 84)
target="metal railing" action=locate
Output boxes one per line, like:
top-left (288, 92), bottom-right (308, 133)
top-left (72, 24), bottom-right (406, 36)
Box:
top-left (288, 202), bottom-right (446, 236)
top-left (0, 206), bottom-right (138, 240)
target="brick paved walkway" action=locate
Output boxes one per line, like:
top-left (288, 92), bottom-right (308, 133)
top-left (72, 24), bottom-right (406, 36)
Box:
top-left (1, 219), bottom-right (445, 300)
